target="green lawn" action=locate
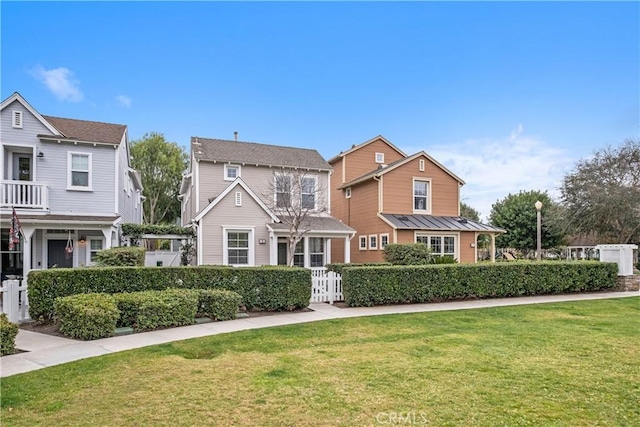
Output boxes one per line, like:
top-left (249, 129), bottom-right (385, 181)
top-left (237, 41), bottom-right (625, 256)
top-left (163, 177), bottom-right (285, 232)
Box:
top-left (2, 298), bottom-right (639, 426)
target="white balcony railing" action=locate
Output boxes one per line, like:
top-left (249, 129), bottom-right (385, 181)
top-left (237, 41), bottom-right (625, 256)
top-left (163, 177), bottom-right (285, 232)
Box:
top-left (1, 180), bottom-right (49, 210)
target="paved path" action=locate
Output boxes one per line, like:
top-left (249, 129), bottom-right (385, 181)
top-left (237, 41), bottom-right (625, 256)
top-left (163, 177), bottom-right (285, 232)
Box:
top-left (2, 291), bottom-right (638, 378)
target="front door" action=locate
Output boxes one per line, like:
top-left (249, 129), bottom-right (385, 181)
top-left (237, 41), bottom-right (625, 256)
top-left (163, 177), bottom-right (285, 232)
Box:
top-left (277, 242), bottom-right (287, 265)
top-left (48, 240), bottom-right (73, 268)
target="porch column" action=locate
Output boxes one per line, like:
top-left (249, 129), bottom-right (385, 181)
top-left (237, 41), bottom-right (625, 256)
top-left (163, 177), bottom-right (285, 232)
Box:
top-left (344, 236), bottom-right (351, 263)
top-left (101, 226), bottom-right (113, 249)
top-left (269, 229), bottom-right (277, 265)
top-left (490, 234), bottom-right (496, 262)
top-left (325, 239), bottom-right (331, 264)
top-left (303, 236), bottom-right (310, 268)
top-left (21, 226), bottom-right (35, 281)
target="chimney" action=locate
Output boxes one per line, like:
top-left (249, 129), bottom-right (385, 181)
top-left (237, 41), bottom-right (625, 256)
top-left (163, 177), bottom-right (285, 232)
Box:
top-left (234, 131), bottom-right (238, 141)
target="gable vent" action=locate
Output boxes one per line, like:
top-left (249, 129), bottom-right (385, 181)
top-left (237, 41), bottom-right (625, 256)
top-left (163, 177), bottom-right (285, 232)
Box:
top-left (12, 111), bottom-right (23, 128)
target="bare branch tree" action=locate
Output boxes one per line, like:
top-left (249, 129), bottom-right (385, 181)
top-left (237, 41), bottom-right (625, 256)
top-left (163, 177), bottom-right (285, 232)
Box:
top-left (262, 168), bottom-right (327, 266)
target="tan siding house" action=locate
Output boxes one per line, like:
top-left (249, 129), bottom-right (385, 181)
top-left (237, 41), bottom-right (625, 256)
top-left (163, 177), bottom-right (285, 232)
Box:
top-left (329, 136), bottom-right (504, 264)
top-left (181, 137), bottom-right (354, 267)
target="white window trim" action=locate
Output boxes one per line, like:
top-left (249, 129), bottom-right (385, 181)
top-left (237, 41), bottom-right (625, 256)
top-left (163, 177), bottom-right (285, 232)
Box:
top-left (309, 237), bottom-right (325, 268)
top-left (380, 233), bottom-right (389, 249)
top-left (12, 111), bottom-right (23, 128)
top-left (274, 174), bottom-right (292, 208)
top-left (235, 191), bottom-right (242, 206)
top-left (86, 237), bottom-right (104, 266)
top-left (359, 236), bottom-right (367, 250)
top-left (412, 177), bottom-right (432, 214)
top-left (375, 152), bottom-right (385, 164)
top-left (222, 227), bottom-right (254, 266)
top-left (369, 234), bottom-right (378, 250)
top-left (224, 164), bottom-right (241, 181)
top-left (419, 159), bottom-right (425, 172)
top-left (345, 187), bottom-right (352, 199)
top-left (67, 152), bottom-right (93, 191)
top-left (415, 231), bottom-right (459, 259)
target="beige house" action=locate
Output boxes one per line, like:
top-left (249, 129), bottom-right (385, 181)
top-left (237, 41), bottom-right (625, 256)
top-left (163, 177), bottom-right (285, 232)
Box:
top-left (179, 137), bottom-right (355, 267)
top-left (329, 135), bottom-right (504, 264)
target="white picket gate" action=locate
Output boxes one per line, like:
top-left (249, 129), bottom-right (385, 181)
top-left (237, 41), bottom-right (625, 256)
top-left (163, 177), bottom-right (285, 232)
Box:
top-left (310, 268), bottom-right (343, 304)
top-left (1, 279), bottom-right (30, 323)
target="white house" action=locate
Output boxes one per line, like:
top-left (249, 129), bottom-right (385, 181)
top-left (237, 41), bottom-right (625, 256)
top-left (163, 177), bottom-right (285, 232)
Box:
top-left (179, 136), bottom-right (355, 267)
top-left (0, 92), bottom-right (143, 279)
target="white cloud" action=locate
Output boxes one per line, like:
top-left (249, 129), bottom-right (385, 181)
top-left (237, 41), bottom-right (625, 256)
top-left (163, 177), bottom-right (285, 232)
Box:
top-left (30, 65), bottom-right (83, 102)
top-left (402, 126), bottom-right (576, 221)
top-left (115, 95), bottom-right (132, 108)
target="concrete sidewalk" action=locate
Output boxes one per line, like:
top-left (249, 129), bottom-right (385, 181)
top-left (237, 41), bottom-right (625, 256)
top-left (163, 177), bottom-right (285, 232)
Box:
top-left (2, 291), bottom-right (638, 378)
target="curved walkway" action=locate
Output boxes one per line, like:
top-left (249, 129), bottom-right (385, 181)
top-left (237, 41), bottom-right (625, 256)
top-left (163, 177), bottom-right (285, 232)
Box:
top-left (2, 291), bottom-right (638, 378)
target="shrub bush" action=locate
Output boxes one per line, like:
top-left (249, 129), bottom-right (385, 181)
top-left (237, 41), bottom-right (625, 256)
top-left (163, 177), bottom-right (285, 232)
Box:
top-left (0, 313), bottom-right (19, 356)
top-left (54, 293), bottom-right (120, 340)
top-left (198, 289), bottom-right (242, 321)
top-left (342, 261), bottom-right (619, 307)
top-left (326, 263), bottom-right (392, 275)
top-left (382, 243), bottom-right (457, 265)
top-left (29, 266), bottom-right (311, 320)
top-left (95, 246), bottom-right (145, 267)
top-left (113, 289), bottom-right (199, 331)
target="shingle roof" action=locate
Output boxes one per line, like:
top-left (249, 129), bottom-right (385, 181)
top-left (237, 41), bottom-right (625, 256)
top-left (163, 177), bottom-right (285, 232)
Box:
top-left (268, 215), bottom-right (355, 235)
top-left (40, 116), bottom-right (126, 145)
top-left (381, 214), bottom-right (505, 233)
top-left (192, 137), bottom-right (331, 170)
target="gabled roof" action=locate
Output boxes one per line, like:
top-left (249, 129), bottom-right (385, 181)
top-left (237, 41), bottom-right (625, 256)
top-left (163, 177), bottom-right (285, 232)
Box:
top-left (380, 214), bottom-right (505, 233)
top-left (328, 135), bottom-right (407, 164)
top-left (339, 151), bottom-right (465, 189)
top-left (40, 115), bottom-right (127, 145)
top-left (0, 92), bottom-right (59, 135)
top-left (193, 177), bottom-right (279, 222)
top-left (192, 137), bottom-right (331, 171)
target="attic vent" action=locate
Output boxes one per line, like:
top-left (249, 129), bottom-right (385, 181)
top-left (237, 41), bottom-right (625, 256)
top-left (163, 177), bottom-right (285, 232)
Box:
top-left (235, 191), bottom-right (242, 206)
top-left (12, 111), bottom-right (23, 128)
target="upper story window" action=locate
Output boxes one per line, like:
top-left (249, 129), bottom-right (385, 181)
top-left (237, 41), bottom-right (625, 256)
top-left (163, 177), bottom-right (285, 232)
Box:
top-left (413, 178), bottom-right (430, 213)
top-left (275, 175), bottom-right (292, 208)
top-left (12, 111), bottom-right (23, 128)
top-left (68, 152), bottom-right (92, 191)
top-left (224, 164), bottom-right (241, 181)
top-left (301, 176), bottom-right (317, 210)
top-left (375, 152), bottom-right (385, 164)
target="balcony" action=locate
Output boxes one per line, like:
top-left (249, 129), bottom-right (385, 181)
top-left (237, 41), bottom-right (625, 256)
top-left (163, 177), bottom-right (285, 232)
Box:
top-left (1, 181), bottom-right (49, 210)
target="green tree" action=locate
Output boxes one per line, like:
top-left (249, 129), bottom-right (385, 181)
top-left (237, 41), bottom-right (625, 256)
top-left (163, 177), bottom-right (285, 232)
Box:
top-left (130, 132), bottom-right (188, 224)
top-left (489, 190), bottom-right (565, 253)
top-left (460, 202), bottom-right (481, 221)
top-left (560, 139), bottom-right (640, 243)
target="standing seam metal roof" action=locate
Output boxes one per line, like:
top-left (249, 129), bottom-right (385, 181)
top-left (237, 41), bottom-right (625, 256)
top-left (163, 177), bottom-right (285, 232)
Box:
top-left (381, 214), bottom-right (505, 233)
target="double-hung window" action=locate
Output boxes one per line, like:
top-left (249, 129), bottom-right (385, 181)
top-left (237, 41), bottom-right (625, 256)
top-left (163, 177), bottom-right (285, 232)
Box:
top-left (293, 240), bottom-right (305, 267)
top-left (301, 177), bottom-right (316, 210)
top-left (309, 238), bottom-right (324, 267)
top-left (275, 175), bottom-right (292, 208)
top-left (68, 153), bottom-right (92, 190)
top-left (227, 231), bottom-right (250, 265)
top-left (413, 179), bottom-right (430, 212)
top-left (416, 234), bottom-right (456, 258)
top-left (88, 239), bottom-right (103, 265)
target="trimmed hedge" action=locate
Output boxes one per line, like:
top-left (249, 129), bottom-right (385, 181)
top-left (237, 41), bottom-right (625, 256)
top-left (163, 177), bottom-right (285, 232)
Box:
top-left (134, 288), bottom-right (199, 331)
top-left (342, 261), bottom-right (619, 307)
top-left (29, 266), bottom-right (311, 320)
top-left (326, 263), bottom-right (392, 275)
top-left (0, 313), bottom-right (19, 356)
top-left (198, 289), bottom-right (242, 321)
top-left (95, 246), bottom-right (146, 267)
top-left (54, 293), bottom-right (120, 340)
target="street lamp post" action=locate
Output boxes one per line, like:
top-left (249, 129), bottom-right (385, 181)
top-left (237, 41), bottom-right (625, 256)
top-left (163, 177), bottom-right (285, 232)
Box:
top-left (535, 200), bottom-right (543, 261)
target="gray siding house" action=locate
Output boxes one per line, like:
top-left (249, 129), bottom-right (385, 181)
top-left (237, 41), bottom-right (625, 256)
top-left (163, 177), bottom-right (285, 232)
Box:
top-left (0, 92), bottom-right (143, 278)
top-left (180, 137), bottom-right (355, 267)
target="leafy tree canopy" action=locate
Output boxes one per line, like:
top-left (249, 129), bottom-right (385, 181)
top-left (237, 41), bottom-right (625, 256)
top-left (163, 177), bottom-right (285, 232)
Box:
top-left (560, 138), bottom-right (640, 244)
top-left (460, 202), bottom-right (481, 222)
top-left (130, 132), bottom-right (188, 225)
top-left (489, 190), bottom-right (565, 252)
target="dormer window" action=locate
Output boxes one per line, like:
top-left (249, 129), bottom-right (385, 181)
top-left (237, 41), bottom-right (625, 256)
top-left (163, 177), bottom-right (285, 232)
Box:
top-left (224, 164), bottom-right (241, 181)
top-left (12, 111), bottom-right (23, 128)
top-left (375, 152), bottom-right (384, 164)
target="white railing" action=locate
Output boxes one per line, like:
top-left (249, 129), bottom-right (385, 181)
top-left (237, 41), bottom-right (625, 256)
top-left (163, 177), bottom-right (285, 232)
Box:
top-left (1, 180), bottom-right (49, 209)
top-left (0, 279), bottom-right (30, 323)
top-left (311, 267), bottom-right (343, 304)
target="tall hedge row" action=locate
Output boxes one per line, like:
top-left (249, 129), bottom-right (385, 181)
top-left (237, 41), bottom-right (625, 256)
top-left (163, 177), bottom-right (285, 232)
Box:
top-left (28, 266), bottom-right (311, 320)
top-left (342, 261), bottom-right (618, 307)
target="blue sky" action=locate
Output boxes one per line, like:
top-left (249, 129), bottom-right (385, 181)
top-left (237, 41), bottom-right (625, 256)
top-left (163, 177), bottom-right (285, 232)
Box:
top-left (2, 1), bottom-right (638, 220)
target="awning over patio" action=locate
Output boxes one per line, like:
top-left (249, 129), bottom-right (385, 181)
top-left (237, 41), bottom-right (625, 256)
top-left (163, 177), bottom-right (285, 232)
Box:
top-left (380, 214), bottom-right (505, 233)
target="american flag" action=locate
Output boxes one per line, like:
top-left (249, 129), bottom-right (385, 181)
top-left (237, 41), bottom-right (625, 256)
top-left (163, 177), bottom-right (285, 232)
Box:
top-left (8, 208), bottom-right (22, 250)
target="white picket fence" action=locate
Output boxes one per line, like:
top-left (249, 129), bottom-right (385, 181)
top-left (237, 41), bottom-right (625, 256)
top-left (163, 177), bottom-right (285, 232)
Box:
top-left (1, 279), bottom-right (30, 323)
top-left (311, 268), bottom-right (343, 304)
